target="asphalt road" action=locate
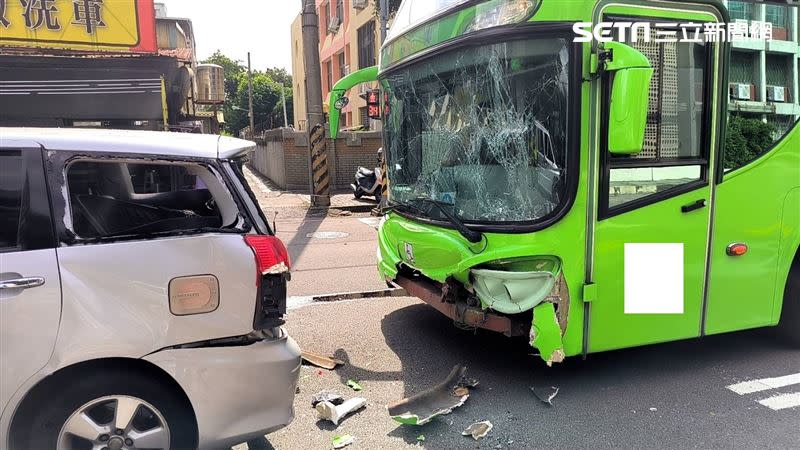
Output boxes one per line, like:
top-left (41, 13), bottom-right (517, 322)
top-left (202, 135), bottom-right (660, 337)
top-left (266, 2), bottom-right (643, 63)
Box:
top-left (263, 296), bottom-right (799, 450)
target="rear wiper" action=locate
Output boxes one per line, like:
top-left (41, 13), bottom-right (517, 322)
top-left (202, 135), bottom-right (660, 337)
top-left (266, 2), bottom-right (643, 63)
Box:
top-left (414, 197), bottom-right (483, 243)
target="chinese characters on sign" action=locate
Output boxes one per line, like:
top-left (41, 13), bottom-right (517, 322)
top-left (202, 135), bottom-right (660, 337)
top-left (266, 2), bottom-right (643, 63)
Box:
top-left (573, 21), bottom-right (775, 43)
top-left (0, 0), bottom-right (104, 33)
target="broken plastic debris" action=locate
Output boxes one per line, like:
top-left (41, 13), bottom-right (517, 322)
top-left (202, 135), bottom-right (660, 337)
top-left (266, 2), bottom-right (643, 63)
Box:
top-left (331, 434), bottom-right (355, 448)
top-left (462, 421), bottom-right (493, 440)
top-left (388, 365), bottom-right (469, 425)
top-left (530, 385), bottom-right (559, 405)
top-left (458, 376), bottom-right (479, 389)
top-left (452, 386), bottom-right (469, 397)
top-left (311, 390), bottom-right (344, 407)
top-left (346, 379), bottom-right (363, 391)
top-left (529, 302), bottom-right (565, 366)
top-left (301, 350), bottom-right (345, 370)
top-left (316, 397), bottom-right (367, 426)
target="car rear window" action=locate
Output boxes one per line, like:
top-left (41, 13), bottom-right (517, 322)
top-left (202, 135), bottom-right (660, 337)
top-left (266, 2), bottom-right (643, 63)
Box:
top-left (66, 160), bottom-right (247, 240)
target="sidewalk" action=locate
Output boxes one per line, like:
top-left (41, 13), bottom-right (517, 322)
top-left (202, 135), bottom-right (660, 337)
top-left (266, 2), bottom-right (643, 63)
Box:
top-left (244, 165), bottom-right (378, 214)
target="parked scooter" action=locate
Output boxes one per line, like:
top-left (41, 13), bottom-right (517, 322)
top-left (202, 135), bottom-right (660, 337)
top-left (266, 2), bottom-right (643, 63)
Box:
top-left (352, 148), bottom-right (383, 202)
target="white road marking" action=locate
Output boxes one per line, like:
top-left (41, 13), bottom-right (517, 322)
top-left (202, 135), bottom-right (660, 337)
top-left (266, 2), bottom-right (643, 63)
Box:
top-left (726, 373), bottom-right (800, 395)
top-left (757, 392), bottom-right (800, 411)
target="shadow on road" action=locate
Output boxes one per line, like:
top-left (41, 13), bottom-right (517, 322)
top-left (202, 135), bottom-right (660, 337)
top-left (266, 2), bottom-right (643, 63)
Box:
top-left (325, 302), bottom-right (791, 446)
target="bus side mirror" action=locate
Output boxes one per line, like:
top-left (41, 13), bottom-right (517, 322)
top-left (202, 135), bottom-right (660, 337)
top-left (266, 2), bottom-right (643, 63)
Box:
top-left (603, 42), bottom-right (654, 155)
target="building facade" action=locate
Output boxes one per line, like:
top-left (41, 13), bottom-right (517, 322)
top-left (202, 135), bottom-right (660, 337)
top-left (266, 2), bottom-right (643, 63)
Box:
top-left (291, 0), bottom-right (382, 131)
top-left (726, 0), bottom-right (800, 135)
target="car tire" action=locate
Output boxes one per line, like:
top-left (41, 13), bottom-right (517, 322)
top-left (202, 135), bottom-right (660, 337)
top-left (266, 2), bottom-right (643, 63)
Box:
top-left (23, 367), bottom-right (197, 450)
top-left (777, 252), bottom-right (800, 347)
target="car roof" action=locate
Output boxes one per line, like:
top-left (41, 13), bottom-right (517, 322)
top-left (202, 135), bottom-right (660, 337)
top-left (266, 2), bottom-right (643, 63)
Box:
top-left (0, 127), bottom-right (256, 160)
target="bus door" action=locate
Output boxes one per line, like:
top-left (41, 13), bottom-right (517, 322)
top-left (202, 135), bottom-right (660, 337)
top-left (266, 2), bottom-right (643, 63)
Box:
top-left (588, 3), bottom-right (724, 351)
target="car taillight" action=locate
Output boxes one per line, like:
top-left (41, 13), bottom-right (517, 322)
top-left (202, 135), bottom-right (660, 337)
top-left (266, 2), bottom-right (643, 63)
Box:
top-left (245, 234), bottom-right (290, 330)
top-left (244, 235), bottom-right (291, 275)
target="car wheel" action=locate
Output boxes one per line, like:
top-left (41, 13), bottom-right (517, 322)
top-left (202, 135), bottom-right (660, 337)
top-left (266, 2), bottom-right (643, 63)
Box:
top-left (25, 368), bottom-right (197, 450)
top-left (777, 253), bottom-right (800, 346)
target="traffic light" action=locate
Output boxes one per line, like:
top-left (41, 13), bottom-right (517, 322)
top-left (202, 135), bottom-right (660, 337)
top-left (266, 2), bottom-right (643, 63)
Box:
top-left (366, 89), bottom-right (381, 120)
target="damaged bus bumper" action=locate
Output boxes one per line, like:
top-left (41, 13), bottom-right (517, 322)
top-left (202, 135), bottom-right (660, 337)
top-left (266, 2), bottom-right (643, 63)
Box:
top-left (379, 214), bottom-right (572, 365)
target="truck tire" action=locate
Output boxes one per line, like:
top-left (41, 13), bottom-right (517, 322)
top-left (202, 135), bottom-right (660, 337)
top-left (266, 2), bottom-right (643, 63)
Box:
top-left (23, 367), bottom-right (197, 450)
top-left (777, 251), bottom-right (800, 347)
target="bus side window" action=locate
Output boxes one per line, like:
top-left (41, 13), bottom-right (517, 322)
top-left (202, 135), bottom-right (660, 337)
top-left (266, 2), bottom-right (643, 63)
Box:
top-left (603, 25), bottom-right (710, 217)
top-left (724, 1), bottom-right (799, 172)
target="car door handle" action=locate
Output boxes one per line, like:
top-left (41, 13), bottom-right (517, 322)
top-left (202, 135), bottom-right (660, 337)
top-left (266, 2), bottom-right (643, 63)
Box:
top-left (0, 277), bottom-right (45, 290)
top-left (681, 199), bottom-right (706, 213)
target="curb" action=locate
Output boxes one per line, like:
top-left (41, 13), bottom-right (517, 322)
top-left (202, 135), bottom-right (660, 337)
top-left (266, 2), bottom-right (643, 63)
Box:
top-left (310, 203), bottom-right (377, 214)
top-left (311, 287), bottom-right (407, 302)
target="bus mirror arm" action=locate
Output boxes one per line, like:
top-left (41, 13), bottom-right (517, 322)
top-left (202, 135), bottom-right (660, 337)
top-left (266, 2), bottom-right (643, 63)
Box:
top-left (601, 42), bottom-right (654, 156)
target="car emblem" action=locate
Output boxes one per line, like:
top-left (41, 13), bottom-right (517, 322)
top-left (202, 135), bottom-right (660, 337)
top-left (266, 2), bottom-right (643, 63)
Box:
top-left (404, 242), bottom-right (415, 263)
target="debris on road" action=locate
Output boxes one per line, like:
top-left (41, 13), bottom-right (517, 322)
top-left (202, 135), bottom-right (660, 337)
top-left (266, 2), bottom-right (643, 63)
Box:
top-left (530, 385), bottom-right (559, 405)
top-left (462, 421), bottom-right (493, 440)
top-left (316, 397), bottom-right (367, 426)
top-left (347, 379), bottom-right (364, 391)
top-left (417, 435), bottom-right (426, 442)
top-left (311, 390), bottom-right (344, 407)
top-left (458, 375), bottom-right (480, 389)
top-left (331, 434), bottom-right (355, 448)
top-left (388, 365), bottom-right (470, 425)
top-left (649, 407), bottom-right (657, 412)
top-left (301, 350), bottom-right (344, 370)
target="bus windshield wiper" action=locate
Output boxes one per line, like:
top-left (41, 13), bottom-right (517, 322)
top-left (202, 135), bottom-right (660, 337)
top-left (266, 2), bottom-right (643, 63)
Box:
top-left (413, 197), bottom-right (483, 243)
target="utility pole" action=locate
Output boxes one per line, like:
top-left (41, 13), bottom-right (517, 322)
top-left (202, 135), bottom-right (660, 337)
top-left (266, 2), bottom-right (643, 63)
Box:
top-left (281, 85), bottom-right (289, 128)
top-left (301, 0), bottom-right (330, 207)
top-left (247, 52), bottom-right (255, 138)
top-left (379, 0), bottom-right (388, 43)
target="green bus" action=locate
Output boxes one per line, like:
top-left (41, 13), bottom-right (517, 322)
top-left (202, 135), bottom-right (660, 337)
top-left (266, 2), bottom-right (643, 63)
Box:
top-left (328, 0), bottom-right (800, 364)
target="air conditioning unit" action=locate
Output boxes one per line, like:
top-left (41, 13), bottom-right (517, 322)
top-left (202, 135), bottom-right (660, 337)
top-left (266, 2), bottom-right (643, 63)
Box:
top-left (328, 16), bottom-right (341, 33)
top-left (766, 85), bottom-right (786, 102)
top-left (353, 0), bottom-right (368, 9)
top-left (729, 83), bottom-right (752, 101)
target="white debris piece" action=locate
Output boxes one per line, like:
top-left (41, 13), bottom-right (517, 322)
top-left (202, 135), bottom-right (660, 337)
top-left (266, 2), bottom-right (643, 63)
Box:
top-left (316, 397), bottom-right (367, 426)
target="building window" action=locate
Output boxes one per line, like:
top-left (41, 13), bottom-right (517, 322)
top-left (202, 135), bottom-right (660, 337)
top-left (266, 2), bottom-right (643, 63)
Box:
top-left (335, 0), bottom-right (343, 23)
top-left (728, 1), bottom-right (752, 21)
top-left (326, 60), bottom-right (333, 92)
top-left (338, 52), bottom-right (347, 78)
top-left (357, 21), bottom-right (376, 69)
top-left (359, 106), bottom-right (370, 129)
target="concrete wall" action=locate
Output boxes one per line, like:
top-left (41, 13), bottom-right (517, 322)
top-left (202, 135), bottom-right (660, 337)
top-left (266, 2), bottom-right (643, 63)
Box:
top-left (251, 128), bottom-right (381, 192)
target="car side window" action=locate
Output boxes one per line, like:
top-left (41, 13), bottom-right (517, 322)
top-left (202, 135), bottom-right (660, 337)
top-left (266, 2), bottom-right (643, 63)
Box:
top-left (724, 0), bottom-right (800, 172)
top-left (0, 150), bottom-right (25, 251)
top-left (65, 160), bottom-right (244, 241)
top-left (603, 26), bottom-right (710, 216)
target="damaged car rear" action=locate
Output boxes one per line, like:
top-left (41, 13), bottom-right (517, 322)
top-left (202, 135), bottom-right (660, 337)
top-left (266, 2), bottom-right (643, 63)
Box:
top-left (1, 128), bottom-right (300, 449)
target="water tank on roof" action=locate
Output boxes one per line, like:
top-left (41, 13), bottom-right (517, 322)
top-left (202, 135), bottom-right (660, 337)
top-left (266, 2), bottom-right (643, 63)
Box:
top-left (195, 64), bottom-right (225, 104)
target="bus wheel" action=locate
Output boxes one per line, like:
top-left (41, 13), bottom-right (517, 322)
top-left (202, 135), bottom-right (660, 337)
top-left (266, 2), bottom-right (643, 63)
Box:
top-left (777, 251), bottom-right (800, 347)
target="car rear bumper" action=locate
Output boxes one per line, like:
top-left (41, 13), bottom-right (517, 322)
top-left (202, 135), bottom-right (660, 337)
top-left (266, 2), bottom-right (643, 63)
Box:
top-left (144, 329), bottom-right (301, 449)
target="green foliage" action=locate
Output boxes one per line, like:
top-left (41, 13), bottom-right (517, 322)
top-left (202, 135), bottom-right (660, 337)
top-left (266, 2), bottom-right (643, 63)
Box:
top-left (201, 50), bottom-right (293, 134)
top-left (724, 114), bottom-right (777, 171)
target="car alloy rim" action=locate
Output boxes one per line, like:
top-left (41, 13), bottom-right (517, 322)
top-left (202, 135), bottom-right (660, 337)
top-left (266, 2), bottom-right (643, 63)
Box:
top-left (57, 395), bottom-right (170, 450)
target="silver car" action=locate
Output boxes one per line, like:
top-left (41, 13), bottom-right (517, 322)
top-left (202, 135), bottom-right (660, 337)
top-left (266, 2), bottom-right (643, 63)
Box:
top-left (0, 128), bottom-right (301, 450)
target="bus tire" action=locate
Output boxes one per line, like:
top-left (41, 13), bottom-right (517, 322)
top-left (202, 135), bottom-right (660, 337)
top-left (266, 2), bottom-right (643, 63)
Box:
top-left (777, 250), bottom-right (800, 347)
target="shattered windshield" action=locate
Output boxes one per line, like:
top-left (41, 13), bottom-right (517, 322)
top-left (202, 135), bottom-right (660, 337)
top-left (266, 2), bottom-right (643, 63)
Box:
top-left (383, 37), bottom-right (572, 224)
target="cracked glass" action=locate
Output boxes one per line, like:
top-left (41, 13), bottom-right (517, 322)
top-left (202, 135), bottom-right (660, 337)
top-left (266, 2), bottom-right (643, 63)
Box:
top-left (382, 38), bottom-right (571, 223)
